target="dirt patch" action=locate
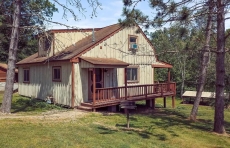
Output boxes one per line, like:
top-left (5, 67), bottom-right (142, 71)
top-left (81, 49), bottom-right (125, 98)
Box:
top-left (0, 109), bottom-right (89, 120)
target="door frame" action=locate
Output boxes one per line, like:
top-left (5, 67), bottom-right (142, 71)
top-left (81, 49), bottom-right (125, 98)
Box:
top-left (88, 68), bottom-right (104, 101)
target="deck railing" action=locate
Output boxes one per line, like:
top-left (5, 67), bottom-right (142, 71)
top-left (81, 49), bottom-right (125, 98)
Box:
top-left (94, 82), bottom-right (176, 105)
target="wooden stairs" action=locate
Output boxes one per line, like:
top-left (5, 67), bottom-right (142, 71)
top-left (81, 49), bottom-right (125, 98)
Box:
top-left (77, 102), bottom-right (93, 111)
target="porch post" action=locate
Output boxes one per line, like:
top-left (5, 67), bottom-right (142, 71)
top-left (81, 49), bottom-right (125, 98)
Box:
top-left (167, 68), bottom-right (171, 92)
top-left (167, 68), bottom-right (171, 82)
top-left (71, 62), bottom-right (75, 108)
top-left (125, 68), bottom-right (127, 100)
top-left (93, 68), bottom-right (96, 106)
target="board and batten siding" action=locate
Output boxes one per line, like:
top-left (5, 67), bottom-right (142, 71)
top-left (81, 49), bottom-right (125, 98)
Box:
top-left (38, 31), bottom-right (92, 57)
top-left (54, 31), bottom-right (92, 55)
top-left (18, 62), bottom-right (72, 106)
top-left (74, 63), bottom-right (88, 105)
top-left (82, 26), bottom-right (156, 86)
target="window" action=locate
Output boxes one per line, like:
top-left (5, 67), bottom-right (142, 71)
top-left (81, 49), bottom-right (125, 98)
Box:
top-left (52, 66), bottom-right (61, 81)
top-left (23, 68), bottom-right (30, 83)
top-left (128, 35), bottom-right (138, 50)
top-left (126, 66), bottom-right (139, 83)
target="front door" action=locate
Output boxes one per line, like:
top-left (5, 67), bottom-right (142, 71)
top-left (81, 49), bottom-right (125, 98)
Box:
top-left (88, 68), bottom-right (104, 101)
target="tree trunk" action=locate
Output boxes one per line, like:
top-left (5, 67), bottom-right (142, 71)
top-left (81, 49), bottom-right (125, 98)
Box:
top-left (1, 0), bottom-right (21, 113)
top-left (214, 0), bottom-right (225, 134)
top-left (190, 0), bottom-right (213, 121)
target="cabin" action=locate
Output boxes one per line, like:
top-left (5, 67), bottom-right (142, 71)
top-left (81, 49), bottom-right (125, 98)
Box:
top-left (0, 63), bottom-right (18, 91)
top-left (16, 24), bottom-right (176, 111)
top-left (0, 63), bottom-right (18, 82)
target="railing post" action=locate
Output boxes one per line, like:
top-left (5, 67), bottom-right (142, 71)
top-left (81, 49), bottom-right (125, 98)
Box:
top-left (145, 85), bottom-right (147, 99)
top-left (93, 68), bottom-right (96, 106)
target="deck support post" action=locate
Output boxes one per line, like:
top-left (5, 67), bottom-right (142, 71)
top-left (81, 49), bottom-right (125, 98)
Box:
top-left (108, 105), bottom-right (117, 112)
top-left (163, 97), bottom-right (166, 108)
top-left (172, 96), bottom-right (175, 108)
top-left (93, 108), bottom-right (96, 112)
top-left (152, 98), bottom-right (155, 109)
top-left (146, 100), bottom-right (150, 107)
top-left (147, 99), bottom-right (156, 109)
top-left (93, 68), bottom-right (96, 107)
top-left (125, 68), bottom-right (127, 100)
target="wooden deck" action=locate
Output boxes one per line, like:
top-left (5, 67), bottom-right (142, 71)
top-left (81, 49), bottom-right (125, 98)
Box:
top-left (80, 82), bottom-right (176, 110)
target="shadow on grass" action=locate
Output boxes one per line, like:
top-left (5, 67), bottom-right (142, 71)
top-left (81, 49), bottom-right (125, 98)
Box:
top-left (150, 109), bottom-right (214, 132)
top-left (11, 97), bottom-right (61, 113)
top-left (97, 126), bottom-right (118, 134)
top-left (116, 107), bottom-right (223, 138)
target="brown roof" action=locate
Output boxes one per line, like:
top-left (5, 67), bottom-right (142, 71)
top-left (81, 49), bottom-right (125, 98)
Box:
top-left (0, 63), bottom-right (7, 69)
top-left (49, 28), bottom-right (102, 33)
top-left (17, 24), bottom-right (123, 65)
top-left (17, 23), bottom-right (173, 68)
top-left (80, 57), bottom-right (129, 66)
top-left (17, 53), bottom-right (49, 65)
top-left (0, 63), bottom-right (18, 73)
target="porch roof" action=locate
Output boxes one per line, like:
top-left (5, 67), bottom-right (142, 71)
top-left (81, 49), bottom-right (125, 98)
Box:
top-left (79, 57), bottom-right (129, 68)
top-left (152, 61), bottom-right (173, 68)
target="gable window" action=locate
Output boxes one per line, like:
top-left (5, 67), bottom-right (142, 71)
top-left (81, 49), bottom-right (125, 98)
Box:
top-left (126, 66), bottom-right (139, 83)
top-left (23, 68), bottom-right (30, 83)
top-left (128, 35), bottom-right (138, 50)
top-left (52, 66), bottom-right (61, 82)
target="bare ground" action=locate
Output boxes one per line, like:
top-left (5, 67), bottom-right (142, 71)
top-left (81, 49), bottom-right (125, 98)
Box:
top-left (0, 109), bottom-right (89, 120)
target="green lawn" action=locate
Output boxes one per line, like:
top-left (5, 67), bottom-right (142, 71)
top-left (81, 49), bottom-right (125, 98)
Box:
top-left (0, 92), bottom-right (65, 114)
top-left (0, 92), bottom-right (230, 148)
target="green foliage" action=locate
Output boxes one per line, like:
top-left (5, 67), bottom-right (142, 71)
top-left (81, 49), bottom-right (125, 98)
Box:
top-left (120, 0), bottom-right (197, 29)
top-left (0, 0), bottom-right (57, 62)
top-left (150, 24), bottom-right (201, 94)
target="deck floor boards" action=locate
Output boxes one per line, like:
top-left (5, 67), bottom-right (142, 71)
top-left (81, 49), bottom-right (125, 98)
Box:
top-left (82, 91), bottom-right (175, 108)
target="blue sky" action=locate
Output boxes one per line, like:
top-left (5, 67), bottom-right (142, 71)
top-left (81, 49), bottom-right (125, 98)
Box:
top-left (50, 0), bottom-right (153, 29)
top-left (50, 0), bottom-right (126, 29)
top-left (50, 0), bottom-right (230, 30)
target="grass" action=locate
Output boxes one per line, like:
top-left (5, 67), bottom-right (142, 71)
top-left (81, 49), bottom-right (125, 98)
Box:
top-left (0, 92), bottom-right (230, 147)
top-left (0, 92), bottom-right (65, 114)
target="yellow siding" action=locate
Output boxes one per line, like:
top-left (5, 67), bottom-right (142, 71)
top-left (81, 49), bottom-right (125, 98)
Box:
top-left (74, 63), bottom-right (88, 105)
top-left (82, 26), bottom-right (156, 86)
top-left (54, 31), bottom-right (91, 55)
top-left (18, 62), bottom-right (72, 106)
top-left (38, 31), bottom-right (92, 57)
top-left (80, 60), bottom-right (94, 68)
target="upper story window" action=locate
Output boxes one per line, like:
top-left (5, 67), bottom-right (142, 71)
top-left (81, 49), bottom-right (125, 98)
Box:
top-left (128, 35), bottom-right (138, 50)
top-left (126, 66), bottom-right (139, 83)
top-left (52, 66), bottom-right (61, 82)
top-left (23, 68), bottom-right (30, 83)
